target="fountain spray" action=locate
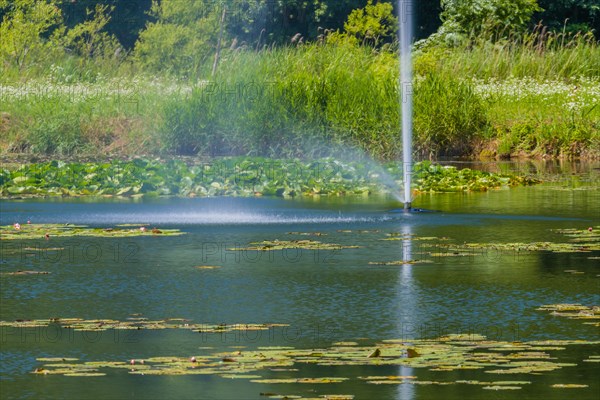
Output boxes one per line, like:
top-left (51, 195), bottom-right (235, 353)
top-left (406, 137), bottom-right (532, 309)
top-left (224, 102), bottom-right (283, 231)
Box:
top-left (399, 0), bottom-right (413, 210)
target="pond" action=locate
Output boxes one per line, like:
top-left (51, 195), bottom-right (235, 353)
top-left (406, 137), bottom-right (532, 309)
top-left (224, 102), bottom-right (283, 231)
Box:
top-left (1, 162), bottom-right (599, 400)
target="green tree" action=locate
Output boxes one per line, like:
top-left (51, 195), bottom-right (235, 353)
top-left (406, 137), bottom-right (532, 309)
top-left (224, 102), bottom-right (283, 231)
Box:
top-left (344, 0), bottom-right (398, 47)
top-left (0, 0), bottom-right (63, 71)
top-left (59, 0), bottom-right (153, 49)
top-left (0, 0), bottom-right (122, 74)
top-left (134, 0), bottom-right (224, 77)
top-left (64, 4), bottom-right (120, 60)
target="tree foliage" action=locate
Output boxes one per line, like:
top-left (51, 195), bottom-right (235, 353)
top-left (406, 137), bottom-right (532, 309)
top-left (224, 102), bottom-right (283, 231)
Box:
top-left (440, 0), bottom-right (542, 41)
top-left (344, 0), bottom-right (397, 47)
top-left (133, 0), bottom-right (223, 76)
top-left (0, 0), bottom-right (63, 71)
top-left (58, 0), bottom-right (153, 49)
top-left (0, 0), bottom-right (122, 72)
top-left (1, 0), bottom-right (598, 78)
top-left (64, 4), bottom-right (120, 60)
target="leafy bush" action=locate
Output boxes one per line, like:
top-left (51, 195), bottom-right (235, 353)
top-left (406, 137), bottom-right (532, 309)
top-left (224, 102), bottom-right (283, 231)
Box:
top-left (439, 0), bottom-right (542, 42)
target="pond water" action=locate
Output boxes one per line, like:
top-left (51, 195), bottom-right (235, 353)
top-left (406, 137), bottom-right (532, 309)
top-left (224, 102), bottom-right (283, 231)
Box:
top-left (1, 162), bottom-right (599, 399)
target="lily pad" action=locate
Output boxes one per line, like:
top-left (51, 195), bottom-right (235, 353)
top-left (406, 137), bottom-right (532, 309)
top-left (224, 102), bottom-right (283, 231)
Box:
top-left (360, 375), bottom-right (416, 380)
top-left (219, 374), bottom-right (263, 379)
top-left (551, 384), bottom-right (589, 388)
top-left (2, 270), bottom-right (50, 276)
top-left (63, 372), bottom-right (107, 377)
top-left (287, 232), bottom-right (327, 236)
top-left (482, 385), bottom-right (521, 390)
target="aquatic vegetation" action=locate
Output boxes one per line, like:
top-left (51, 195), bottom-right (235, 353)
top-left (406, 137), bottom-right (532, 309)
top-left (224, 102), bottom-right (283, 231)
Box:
top-left (0, 318), bottom-right (288, 333)
top-left (482, 385), bottom-right (521, 390)
top-left (0, 158), bottom-right (539, 199)
top-left (28, 332), bottom-right (599, 396)
top-left (456, 380), bottom-right (530, 386)
top-left (229, 240), bottom-right (360, 252)
top-left (368, 260), bottom-right (433, 266)
top-left (250, 378), bottom-right (348, 384)
top-left (287, 232), bottom-right (328, 236)
top-left (428, 252), bottom-right (474, 257)
top-left (371, 225), bottom-right (600, 268)
top-left (0, 223), bottom-right (185, 240)
top-left (360, 224), bottom-right (600, 268)
top-left (337, 230), bottom-right (379, 234)
top-left (1, 270), bottom-right (50, 276)
top-left (259, 395), bottom-right (353, 400)
top-left (381, 234), bottom-right (449, 241)
top-left (583, 356), bottom-right (600, 363)
top-left (537, 304), bottom-right (600, 327)
top-left (408, 162), bottom-right (539, 193)
top-left (552, 227), bottom-right (600, 243)
top-left (422, 225), bottom-right (600, 257)
top-left (551, 384), bottom-right (589, 388)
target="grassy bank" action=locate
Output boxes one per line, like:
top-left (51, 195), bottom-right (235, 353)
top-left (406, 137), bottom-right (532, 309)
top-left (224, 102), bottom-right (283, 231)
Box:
top-left (1, 38), bottom-right (599, 161)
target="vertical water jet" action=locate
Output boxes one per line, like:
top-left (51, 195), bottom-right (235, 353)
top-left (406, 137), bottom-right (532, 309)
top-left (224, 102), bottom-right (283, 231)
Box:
top-left (399, 0), bottom-right (413, 210)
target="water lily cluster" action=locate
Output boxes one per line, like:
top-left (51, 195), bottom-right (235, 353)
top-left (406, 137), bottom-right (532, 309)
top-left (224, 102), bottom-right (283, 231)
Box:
top-left (0, 158), bottom-right (539, 198)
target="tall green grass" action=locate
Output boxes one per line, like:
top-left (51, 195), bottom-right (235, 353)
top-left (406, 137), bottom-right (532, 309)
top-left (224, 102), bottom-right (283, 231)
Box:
top-left (1, 32), bottom-right (598, 160)
top-left (163, 42), bottom-right (487, 160)
top-left (430, 30), bottom-right (600, 80)
top-left (0, 77), bottom-right (160, 156)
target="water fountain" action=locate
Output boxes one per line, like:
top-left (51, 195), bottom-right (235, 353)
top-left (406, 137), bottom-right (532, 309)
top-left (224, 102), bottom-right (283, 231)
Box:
top-left (397, 7), bottom-right (419, 390)
top-left (399, 0), bottom-right (413, 211)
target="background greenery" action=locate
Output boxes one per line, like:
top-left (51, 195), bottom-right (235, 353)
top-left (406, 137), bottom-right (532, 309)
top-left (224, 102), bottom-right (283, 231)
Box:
top-left (1, 0), bottom-right (599, 160)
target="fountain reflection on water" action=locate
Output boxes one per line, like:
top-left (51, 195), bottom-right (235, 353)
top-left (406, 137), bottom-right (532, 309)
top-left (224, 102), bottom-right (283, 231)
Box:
top-left (397, 223), bottom-right (416, 400)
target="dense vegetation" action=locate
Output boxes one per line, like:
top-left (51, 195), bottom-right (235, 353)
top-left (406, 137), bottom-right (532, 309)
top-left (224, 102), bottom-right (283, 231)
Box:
top-left (0, 158), bottom-right (538, 199)
top-left (0, 0), bottom-right (599, 161)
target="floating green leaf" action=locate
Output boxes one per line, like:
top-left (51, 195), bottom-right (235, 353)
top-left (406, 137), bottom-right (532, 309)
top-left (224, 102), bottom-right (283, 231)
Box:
top-left (482, 385), bottom-right (521, 390)
top-left (552, 384), bottom-right (589, 388)
top-left (1, 270), bottom-right (50, 276)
